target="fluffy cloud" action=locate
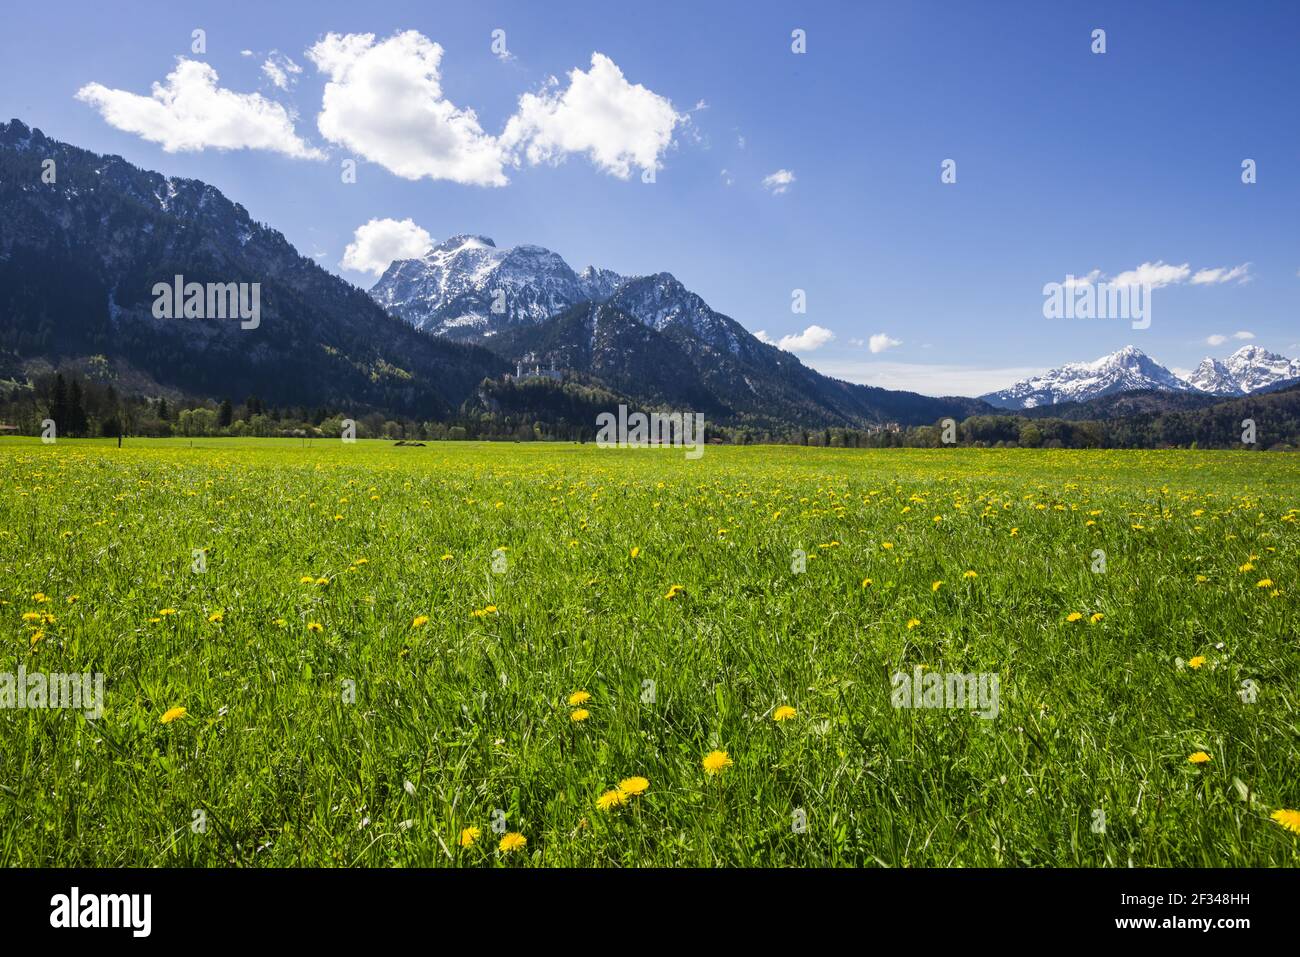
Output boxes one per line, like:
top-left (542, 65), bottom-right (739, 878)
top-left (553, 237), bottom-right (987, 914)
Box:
top-left (753, 329), bottom-right (773, 344)
top-left (762, 169), bottom-right (795, 194)
top-left (1108, 261), bottom-right (1191, 289)
top-left (76, 59), bottom-right (322, 158)
top-left (1063, 261), bottom-right (1251, 291)
top-left (1207, 330), bottom-right (1255, 346)
top-left (1190, 263), bottom-right (1251, 285)
top-left (307, 31), bottom-right (508, 186)
top-left (868, 333), bottom-right (903, 354)
top-left (341, 218), bottom-right (433, 276)
top-left (262, 52), bottom-right (303, 91)
top-left (778, 325), bottom-right (835, 352)
top-left (499, 53), bottom-right (681, 178)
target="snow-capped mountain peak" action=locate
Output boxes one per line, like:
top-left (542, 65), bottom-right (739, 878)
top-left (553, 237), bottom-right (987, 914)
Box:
top-left (981, 346), bottom-right (1195, 409)
top-left (984, 344), bottom-right (1300, 409)
top-left (370, 235), bottom-right (628, 338)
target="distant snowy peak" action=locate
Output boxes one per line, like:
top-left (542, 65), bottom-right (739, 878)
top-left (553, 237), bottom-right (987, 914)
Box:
top-left (368, 234), bottom-right (744, 350)
top-left (981, 346), bottom-right (1195, 409)
top-left (370, 234), bottom-right (626, 338)
top-left (1186, 357), bottom-right (1241, 396)
top-left (983, 344), bottom-right (1300, 409)
top-left (1218, 345), bottom-right (1300, 393)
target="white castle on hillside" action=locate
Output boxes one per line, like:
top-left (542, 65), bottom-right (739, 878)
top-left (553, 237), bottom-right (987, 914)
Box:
top-left (512, 352), bottom-right (563, 381)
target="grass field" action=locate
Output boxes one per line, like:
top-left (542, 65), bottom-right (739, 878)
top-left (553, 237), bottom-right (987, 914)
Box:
top-left (2, 437), bottom-right (1298, 866)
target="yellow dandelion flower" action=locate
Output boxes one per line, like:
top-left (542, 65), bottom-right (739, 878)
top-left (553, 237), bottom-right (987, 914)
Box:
top-left (1256, 579), bottom-right (1274, 588)
top-left (1188, 751), bottom-right (1211, 765)
top-left (299, 575), bottom-right (315, 584)
top-left (1188, 656), bottom-right (1206, 669)
top-left (617, 776), bottom-right (649, 796)
top-left (663, 584), bottom-right (685, 600)
top-left (1010, 527), bottom-right (1019, 536)
top-left (1238, 562), bottom-right (1255, 572)
top-left (459, 826), bottom-right (481, 847)
top-left (881, 542), bottom-right (894, 550)
top-left (208, 611), bottom-right (223, 623)
top-left (932, 580), bottom-right (943, 592)
top-left (1270, 809), bottom-right (1300, 836)
top-left (861, 577), bottom-right (873, 588)
top-left (159, 608), bottom-right (176, 616)
top-left (630, 547), bottom-right (640, 558)
top-left (773, 705), bottom-right (797, 722)
top-left (1066, 612), bottom-right (1084, 623)
top-left (32, 592), bottom-right (49, 603)
top-left (160, 706), bottom-right (187, 724)
top-left (498, 832), bottom-right (526, 853)
top-left (703, 750), bottom-right (733, 775)
top-left (412, 615), bottom-right (429, 628)
top-left (307, 622), bottom-right (323, 633)
top-left (597, 789), bottom-right (627, 811)
top-left (570, 708), bottom-right (590, 722)
top-left (906, 618), bottom-right (921, 629)
top-left (963, 570), bottom-right (977, 579)
top-left (1089, 613), bottom-right (1104, 624)
top-left (315, 577), bottom-right (330, 586)
top-left (567, 690), bottom-right (591, 706)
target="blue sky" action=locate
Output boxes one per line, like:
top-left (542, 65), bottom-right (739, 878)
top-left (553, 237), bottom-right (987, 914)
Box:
top-left (2, 0), bottom-right (1297, 395)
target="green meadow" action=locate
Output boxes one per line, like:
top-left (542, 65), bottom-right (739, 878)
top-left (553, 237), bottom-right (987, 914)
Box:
top-left (2, 438), bottom-right (1297, 866)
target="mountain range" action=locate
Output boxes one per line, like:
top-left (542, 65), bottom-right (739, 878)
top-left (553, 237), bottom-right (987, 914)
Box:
top-left (0, 119), bottom-right (507, 418)
top-left (1, 118), bottom-right (1295, 438)
top-left (981, 345), bottom-right (1300, 410)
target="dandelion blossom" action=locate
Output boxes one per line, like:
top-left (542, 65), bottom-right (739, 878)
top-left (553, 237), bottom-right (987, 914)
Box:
top-left (1270, 809), bottom-right (1300, 836)
top-left (597, 789), bottom-right (627, 811)
top-left (663, 584), bottom-right (685, 600)
top-left (617, 776), bottom-right (650, 796)
top-left (1188, 656), bottom-right (1206, 669)
top-left (307, 622), bottom-right (323, 633)
top-left (703, 750), bottom-right (733, 776)
top-left (1066, 612), bottom-right (1084, 623)
top-left (411, 615), bottom-right (429, 628)
top-left (906, 618), bottom-right (921, 630)
top-left (498, 832), bottom-right (527, 853)
top-left (568, 690), bottom-right (591, 706)
top-left (1188, 751), bottom-right (1211, 765)
top-left (570, 708), bottom-right (590, 722)
top-left (773, 705), bottom-right (797, 722)
top-left (459, 826), bottom-right (481, 847)
top-left (160, 706), bottom-right (187, 724)
top-left (1089, 613), bottom-right (1104, 624)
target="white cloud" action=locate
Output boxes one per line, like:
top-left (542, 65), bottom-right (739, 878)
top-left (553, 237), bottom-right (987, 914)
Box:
top-left (76, 58), bottom-right (322, 158)
top-left (1109, 261), bottom-right (1191, 289)
top-left (753, 329), bottom-right (772, 344)
top-left (308, 30), bottom-right (508, 186)
top-left (868, 333), bottom-right (903, 354)
top-left (500, 53), bottom-right (681, 179)
top-left (1206, 330), bottom-right (1255, 347)
top-left (720, 168), bottom-right (733, 186)
top-left (341, 217), bottom-right (433, 276)
top-left (1063, 268), bottom-right (1102, 289)
top-left (762, 168), bottom-right (795, 194)
top-left (1191, 263), bottom-right (1251, 285)
top-left (240, 50), bottom-right (254, 58)
top-left (778, 325), bottom-right (835, 352)
top-left (262, 52), bottom-right (303, 91)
